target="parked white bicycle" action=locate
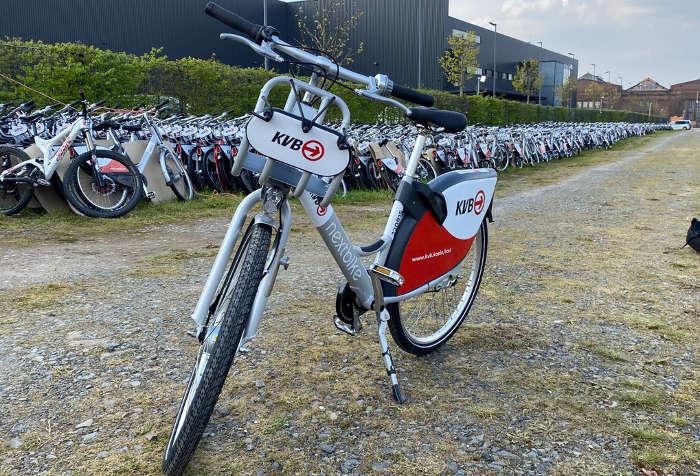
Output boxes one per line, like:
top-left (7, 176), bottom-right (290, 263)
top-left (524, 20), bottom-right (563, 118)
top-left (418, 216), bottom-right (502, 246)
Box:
top-left (97, 101), bottom-right (194, 201)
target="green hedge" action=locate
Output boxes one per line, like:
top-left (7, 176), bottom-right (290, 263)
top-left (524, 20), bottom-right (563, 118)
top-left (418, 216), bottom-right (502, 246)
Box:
top-left (0, 39), bottom-right (665, 124)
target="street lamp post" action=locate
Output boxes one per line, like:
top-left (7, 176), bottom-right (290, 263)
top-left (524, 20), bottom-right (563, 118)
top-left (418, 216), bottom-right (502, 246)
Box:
top-left (537, 41), bottom-right (543, 105)
top-left (568, 52), bottom-right (575, 108)
top-left (476, 75), bottom-right (486, 95)
top-left (489, 21), bottom-right (497, 98)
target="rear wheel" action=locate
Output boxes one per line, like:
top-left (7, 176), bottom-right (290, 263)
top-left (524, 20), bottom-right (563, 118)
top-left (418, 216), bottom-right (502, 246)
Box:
top-left (163, 222), bottom-right (272, 476)
top-left (387, 221), bottom-right (488, 355)
top-left (0, 146), bottom-right (35, 216)
top-left (416, 158), bottom-right (438, 183)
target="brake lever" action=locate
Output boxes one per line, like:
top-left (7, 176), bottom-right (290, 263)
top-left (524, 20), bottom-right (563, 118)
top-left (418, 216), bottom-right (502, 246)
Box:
top-left (220, 33), bottom-right (284, 63)
top-left (355, 89), bottom-right (410, 115)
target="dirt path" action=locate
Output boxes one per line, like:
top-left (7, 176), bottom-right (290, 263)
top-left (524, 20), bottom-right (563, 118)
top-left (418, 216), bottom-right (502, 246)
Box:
top-left (0, 131), bottom-right (697, 475)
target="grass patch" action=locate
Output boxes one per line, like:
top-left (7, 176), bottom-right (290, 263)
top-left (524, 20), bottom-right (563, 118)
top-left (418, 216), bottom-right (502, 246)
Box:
top-left (581, 342), bottom-right (629, 362)
top-left (141, 248), bottom-right (218, 266)
top-left (626, 315), bottom-right (690, 342)
top-left (126, 266), bottom-right (182, 278)
top-left (1, 282), bottom-right (83, 313)
top-left (466, 404), bottom-right (504, 419)
top-left (618, 391), bottom-right (664, 408)
top-left (627, 426), bottom-right (667, 442)
top-left (0, 192), bottom-right (242, 247)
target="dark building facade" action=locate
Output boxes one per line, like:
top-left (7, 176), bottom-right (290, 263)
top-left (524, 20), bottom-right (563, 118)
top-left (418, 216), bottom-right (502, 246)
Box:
top-left (1, 0), bottom-right (577, 106)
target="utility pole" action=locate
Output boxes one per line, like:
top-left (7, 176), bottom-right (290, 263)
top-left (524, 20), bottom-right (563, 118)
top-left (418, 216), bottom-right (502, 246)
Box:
top-left (263, 0), bottom-right (269, 70)
top-left (489, 21), bottom-right (497, 98)
top-left (537, 41), bottom-right (543, 105)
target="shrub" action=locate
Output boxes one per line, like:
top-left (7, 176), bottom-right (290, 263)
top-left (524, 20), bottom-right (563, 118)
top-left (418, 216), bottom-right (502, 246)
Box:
top-left (0, 39), bottom-right (665, 124)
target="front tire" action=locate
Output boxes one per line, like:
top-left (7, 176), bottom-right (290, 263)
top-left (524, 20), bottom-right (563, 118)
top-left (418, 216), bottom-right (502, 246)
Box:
top-left (163, 222), bottom-right (272, 476)
top-left (387, 221), bottom-right (488, 355)
top-left (0, 146), bottom-right (35, 216)
top-left (162, 149), bottom-right (194, 201)
top-left (62, 149), bottom-right (143, 218)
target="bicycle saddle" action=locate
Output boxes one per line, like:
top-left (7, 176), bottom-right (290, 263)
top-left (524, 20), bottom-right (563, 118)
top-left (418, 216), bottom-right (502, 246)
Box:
top-left (407, 108), bottom-right (467, 133)
top-left (19, 113), bottom-right (44, 123)
top-left (121, 123), bottom-right (142, 132)
top-left (93, 120), bottom-right (122, 132)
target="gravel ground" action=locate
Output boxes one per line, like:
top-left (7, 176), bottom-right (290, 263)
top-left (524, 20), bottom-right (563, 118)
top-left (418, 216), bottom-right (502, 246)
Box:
top-left (0, 131), bottom-right (698, 475)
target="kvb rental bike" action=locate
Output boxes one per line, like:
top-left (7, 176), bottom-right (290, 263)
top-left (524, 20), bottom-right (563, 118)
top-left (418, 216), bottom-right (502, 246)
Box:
top-left (163, 4), bottom-right (497, 474)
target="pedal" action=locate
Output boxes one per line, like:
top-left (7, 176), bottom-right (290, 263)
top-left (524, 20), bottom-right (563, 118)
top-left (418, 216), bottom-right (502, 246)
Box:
top-left (370, 264), bottom-right (404, 287)
top-left (146, 191), bottom-right (157, 200)
top-left (333, 316), bottom-right (357, 336)
top-left (35, 178), bottom-right (50, 187)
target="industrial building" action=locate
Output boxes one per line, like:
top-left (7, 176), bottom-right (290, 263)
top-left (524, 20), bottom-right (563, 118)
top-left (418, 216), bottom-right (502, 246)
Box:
top-left (2, 0), bottom-right (578, 106)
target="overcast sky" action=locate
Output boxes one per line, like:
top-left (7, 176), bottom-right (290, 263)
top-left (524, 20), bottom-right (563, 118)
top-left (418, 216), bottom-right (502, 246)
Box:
top-left (448, 0), bottom-right (700, 88)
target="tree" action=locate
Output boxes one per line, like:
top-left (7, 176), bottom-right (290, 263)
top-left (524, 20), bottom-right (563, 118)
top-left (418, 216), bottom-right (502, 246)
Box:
top-left (512, 59), bottom-right (544, 104)
top-left (561, 75), bottom-right (576, 108)
top-left (438, 32), bottom-right (480, 97)
top-left (584, 82), bottom-right (605, 109)
top-left (296, 0), bottom-right (364, 66)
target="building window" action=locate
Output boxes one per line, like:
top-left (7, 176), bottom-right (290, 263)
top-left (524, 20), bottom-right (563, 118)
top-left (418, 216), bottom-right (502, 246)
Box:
top-left (451, 29), bottom-right (480, 44)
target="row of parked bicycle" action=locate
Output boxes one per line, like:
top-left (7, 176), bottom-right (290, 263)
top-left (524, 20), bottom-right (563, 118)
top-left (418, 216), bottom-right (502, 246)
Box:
top-left (0, 98), bottom-right (667, 217)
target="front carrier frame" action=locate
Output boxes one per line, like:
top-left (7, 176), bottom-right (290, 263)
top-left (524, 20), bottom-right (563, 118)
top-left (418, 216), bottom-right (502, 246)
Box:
top-left (234, 76), bottom-right (351, 207)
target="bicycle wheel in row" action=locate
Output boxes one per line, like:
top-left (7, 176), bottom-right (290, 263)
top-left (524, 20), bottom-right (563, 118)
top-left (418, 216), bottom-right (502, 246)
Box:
top-left (163, 222), bottom-right (272, 476)
top-left (387, 220), bottom-right (488, 355)
top-left (0, 146), bottom-right (35, 216)
top-left (162, 148), bottom-right (194, 201)
top-left (62, 149), bottom-right (143, 218)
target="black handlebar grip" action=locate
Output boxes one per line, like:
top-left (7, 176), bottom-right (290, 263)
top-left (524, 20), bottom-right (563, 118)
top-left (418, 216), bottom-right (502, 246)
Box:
top-left (93, 99), bottom-right (107, 108)
top-left (390, 84), bottom-right (434, 107)
top-left (155, 99), bottom-right (169, 110)
top-left (205, 2), bottom-right (262, 43)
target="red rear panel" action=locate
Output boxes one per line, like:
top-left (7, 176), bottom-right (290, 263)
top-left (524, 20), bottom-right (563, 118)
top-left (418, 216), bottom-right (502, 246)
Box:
top-left (397, 212), bottom-right (475, 295)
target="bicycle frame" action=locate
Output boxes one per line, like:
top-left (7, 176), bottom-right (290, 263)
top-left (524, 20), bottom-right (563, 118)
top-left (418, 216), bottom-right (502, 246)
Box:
top-left (190, 73), bottom-right (431, 348)
top-left (0, 118), bottom-right (88, 183)
top-left (108, 113), bottom-right (176, 197)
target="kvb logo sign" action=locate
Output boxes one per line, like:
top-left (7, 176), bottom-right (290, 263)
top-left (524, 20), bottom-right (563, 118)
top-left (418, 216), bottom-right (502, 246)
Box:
top-left (302, 140), bottom-right (324, 161)
top-left (272, 131), bottom-right (303, 151)
top-left (246, 110), bottom-right (350, 177)
top-left (455, 189), bottom-right (486, 216)
top-left (271, 133), bottom-right (325, 162)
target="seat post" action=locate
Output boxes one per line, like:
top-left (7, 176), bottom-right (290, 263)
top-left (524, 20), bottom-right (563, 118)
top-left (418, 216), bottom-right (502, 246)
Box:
top-left (403, 131), bottom-right (427, 181)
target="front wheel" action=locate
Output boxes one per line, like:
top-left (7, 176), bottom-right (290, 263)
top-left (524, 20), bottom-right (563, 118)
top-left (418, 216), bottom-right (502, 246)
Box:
top-left (162, 149), bottom-right (194, 201)
top-left (0, 146), bottom-right (35, 216)
top-left (163, 222), bottom-right (272, 476)
top-left (387, 220), bottom-right (488, 355)
top-left (62, 149), bottom-right (143, 218)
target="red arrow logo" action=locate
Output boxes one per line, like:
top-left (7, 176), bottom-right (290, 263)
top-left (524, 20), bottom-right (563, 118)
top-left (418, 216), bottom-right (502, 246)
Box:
top-left (302, 140), bottom-right (325, 161)
top-left (473, 190), bottom-right (485, 215)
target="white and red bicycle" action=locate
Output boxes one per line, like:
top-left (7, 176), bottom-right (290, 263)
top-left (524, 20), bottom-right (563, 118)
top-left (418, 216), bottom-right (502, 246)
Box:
top-left (163, 4), bottom-right (497, 474)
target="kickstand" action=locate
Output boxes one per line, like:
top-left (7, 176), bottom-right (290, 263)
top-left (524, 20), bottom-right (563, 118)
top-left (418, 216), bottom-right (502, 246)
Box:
top-left (369, 264), bottom-right (407, 404)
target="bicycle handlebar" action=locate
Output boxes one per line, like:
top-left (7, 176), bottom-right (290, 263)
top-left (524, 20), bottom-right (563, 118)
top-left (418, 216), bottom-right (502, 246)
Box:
top-left (205, 2), bottom-right (273, 44)
top-left (390, 84), bottom-right (434, 108)
top-left (205, 2), bottom-right (435, 110)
